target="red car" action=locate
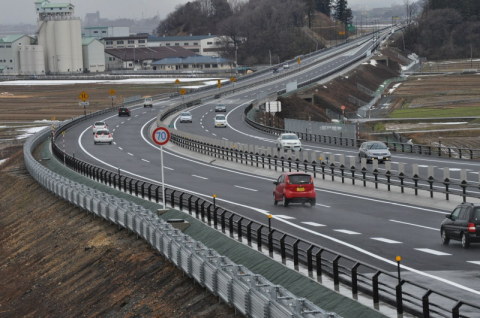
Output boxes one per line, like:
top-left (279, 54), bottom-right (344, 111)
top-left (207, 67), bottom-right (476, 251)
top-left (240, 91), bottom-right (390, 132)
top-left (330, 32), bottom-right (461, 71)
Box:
top-left (273, 172), bottom-right (316, 207)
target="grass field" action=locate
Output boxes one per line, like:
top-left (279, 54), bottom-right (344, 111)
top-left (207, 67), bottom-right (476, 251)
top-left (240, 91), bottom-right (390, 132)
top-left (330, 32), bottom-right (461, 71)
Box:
top-left (389, 106), bottom-right (480, 118)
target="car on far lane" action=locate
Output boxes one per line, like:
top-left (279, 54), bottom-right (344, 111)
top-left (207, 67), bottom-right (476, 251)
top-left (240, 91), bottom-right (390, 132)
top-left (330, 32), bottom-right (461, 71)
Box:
top-left (276, 133), bottom-right (302, 152)
top-left (92, 121), bottom-right (108, 134)
top-left (144, 97), bottom-right (153, 107)
top-left (358, 141), bottom-right (391, 163)
top-left (93, 129), bottom-right (113, 145)
top-left (215, 104), bottom-right (227, 112)
top-left (118, 107), bottom-right (130, 117)
top-left (179, 111), bottom-right (193, 123)
top-left (214, 114), bottom-right (227, 128)
top-left (441, 202), bottom-right (480, 248)
top-left (273, 172), bottom-right (316, 207)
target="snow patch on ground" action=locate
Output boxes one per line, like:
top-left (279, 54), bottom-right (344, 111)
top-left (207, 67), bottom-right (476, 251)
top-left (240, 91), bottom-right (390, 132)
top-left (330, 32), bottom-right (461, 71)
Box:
top-left (0, 78), bottom-right (224, 86)
top-left (16, 126), bottom-right (49, 139)
top-left (370, 59), bottom-right (378, 67)
top-left (0, 158), bottom-right (7, 166)
top-left (388, 83), bottom-right (402, 94)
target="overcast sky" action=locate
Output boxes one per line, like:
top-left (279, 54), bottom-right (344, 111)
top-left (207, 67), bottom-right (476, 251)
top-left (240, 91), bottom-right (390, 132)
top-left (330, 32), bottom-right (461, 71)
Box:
top-left (1, 0), bottom-right (403, 25)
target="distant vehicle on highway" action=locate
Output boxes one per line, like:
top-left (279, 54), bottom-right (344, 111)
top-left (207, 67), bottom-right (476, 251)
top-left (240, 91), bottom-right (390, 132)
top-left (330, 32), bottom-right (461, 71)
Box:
top-left (214, 104), bottom-right (227, 112)
top-left (179, 111), bottom-right (193, 123)
top-left (92, 121), bottom-right (108, 134)
top-left (273, 172), bottom-right (316, 207)
top-left (358, 141), bottom-right (391, 163)
top-left (441, 202), bottom-right (480, 248)
top-left (276, 133), bottom-right (302, 152)
top-left (283, 63), bottom-right (289, 69)
top-left (93, 129), bottom-right (113, 145)
top-left (214, 114), bottom-right (227, 128)
top-left (118, 107), bottom-right (130, 117)
top-left (144, 97), bottom-right (153, 107)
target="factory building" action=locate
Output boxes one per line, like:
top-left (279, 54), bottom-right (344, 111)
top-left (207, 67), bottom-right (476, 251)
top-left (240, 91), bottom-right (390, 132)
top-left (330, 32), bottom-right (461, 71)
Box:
top-left (0, 34), bottom-right (35, 75)
top-left (36, 0), bottom-right (83, 73)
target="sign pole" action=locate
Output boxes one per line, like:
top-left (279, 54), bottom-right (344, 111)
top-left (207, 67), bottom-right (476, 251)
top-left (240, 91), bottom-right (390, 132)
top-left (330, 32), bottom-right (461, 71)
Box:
top-left (161, 145), bottom-right (165, 209)
top-left (152, 127), bottom-right (171, 210)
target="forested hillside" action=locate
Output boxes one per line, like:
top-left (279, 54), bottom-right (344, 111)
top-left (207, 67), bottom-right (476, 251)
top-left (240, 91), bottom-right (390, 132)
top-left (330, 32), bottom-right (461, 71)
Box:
top-left (155, 0), bottom-right (352, 64)
top-left (404, 0), bottom-right (480, 59)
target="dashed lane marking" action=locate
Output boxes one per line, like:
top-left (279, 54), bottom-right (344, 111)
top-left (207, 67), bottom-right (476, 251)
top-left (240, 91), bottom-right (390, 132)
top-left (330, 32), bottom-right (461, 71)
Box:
top-left (389, 219), bottom-right (437, 231)
top-left (234, 185), bottom-right (258, 192)
top-left (334, 229), bottom-right (361, 235)
top-left (301, 222), bottom-right (326, 227)
top-left (127, 152), bottom-right (134, 156)
top-left (118, 147), bottom-right (123, 150)
top-left (274, 215), bottom-right (296, 220)
top-left (415, 248), bottom-right (451, 256)
top-left (371, 237), bottom-right (402, 244)
top-left (467, 261), bottom-right (480, 265)
top-left (141, 159), bottom-right (150, 163)
top-left (192, 174), bottom-right (208, 180)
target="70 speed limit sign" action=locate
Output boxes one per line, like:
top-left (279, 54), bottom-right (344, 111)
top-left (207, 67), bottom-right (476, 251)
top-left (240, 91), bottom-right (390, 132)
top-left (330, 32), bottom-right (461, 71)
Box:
top-left (152, 127), bottom-right (171, 146)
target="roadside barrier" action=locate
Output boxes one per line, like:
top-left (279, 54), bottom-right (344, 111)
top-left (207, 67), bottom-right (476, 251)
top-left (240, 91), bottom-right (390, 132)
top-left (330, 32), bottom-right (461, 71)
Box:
top-left (25, 124), bottom-right (340, 318)
top-left (45, 110), bottom-right (480, 318)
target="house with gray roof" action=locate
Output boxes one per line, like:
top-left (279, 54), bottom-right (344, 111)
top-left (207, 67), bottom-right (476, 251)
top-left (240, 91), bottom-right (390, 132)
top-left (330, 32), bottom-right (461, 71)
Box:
top-left (148, 34), bottom-right (232, 58)
top-left (151, 55), bottom-right (233, 72)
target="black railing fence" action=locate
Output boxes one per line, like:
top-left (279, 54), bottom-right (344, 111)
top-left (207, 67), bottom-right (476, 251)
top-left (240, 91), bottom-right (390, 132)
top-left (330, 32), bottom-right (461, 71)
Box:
top-left (243, 105), bottom-right (480, 160)
top-left (171, 132), bottom-right (480, 202)
top-left (51, 113), bottom-right (480, 318)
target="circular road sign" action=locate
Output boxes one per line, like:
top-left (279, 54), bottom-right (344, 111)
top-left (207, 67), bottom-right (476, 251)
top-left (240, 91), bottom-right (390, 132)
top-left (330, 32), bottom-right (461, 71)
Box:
top-left (152, 127), bottom-right (171, 146)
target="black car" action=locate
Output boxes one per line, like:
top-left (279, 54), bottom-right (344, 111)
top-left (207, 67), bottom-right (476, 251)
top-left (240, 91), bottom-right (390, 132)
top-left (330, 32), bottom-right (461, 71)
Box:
top-left (118, 107), bottom-right (130, 117)
top-left (441, 203), bottom-right (480, 248)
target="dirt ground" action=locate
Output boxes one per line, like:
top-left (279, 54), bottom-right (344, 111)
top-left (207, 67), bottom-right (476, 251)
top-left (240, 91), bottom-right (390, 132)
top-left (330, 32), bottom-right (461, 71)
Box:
top-left (0, 147), bottom-right (235, 317)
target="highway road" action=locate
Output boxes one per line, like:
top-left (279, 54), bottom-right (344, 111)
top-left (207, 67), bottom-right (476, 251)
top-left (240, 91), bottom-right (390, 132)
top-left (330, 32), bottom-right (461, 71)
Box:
top-left (57, 31), bottom-right (480, 312)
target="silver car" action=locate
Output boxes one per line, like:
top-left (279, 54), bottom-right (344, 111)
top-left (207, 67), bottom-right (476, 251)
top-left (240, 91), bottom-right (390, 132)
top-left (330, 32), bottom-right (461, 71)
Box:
top-left (358, 141), bottom-right (391, 163)
top-left (276, 133), bottom-right (302, 152)
top-left (179, 111), bottom-right (193, 123)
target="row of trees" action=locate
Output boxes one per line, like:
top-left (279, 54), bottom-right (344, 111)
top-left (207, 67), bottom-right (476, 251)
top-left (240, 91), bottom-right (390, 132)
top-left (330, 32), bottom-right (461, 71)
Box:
top-left (404, 0), bottom-right (480, 59)
top-left (155, 0), bottom-right (353, 64)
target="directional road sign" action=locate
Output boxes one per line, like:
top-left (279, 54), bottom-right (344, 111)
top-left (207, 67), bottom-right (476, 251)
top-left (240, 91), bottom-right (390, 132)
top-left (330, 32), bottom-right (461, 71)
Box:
top-left (152, 127), bottom-right (171, 146)
top-left (79, 91), bottom-right (89, 101)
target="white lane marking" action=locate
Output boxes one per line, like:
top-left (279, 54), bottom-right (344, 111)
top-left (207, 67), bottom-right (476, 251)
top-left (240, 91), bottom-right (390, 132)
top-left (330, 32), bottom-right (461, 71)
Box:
top-left (301, 222), bottom-right (326, 227)
top-left (127, 118), bottom-right (131, 121)
top-left (192, 174), bottom-right (208, 180)
top-left (415, 248), bottom-right (451, 256)
top-left (127, 152), bottom-right (134, 156)
top-left (334, 229), bottom-right (361, 235)
top-left (418, 165), bottom-right (428, 168)
top-left (118, 147), bottom-right (123, 150)
top-left (222, 137), bottom-right (229, 141)
top-left (467, 261), bottom-right (480, 265)
top-left (121, 122), bottom-right (125, 124)
top-left (212, 133), bottom-right (217, 136)
top-left (116, 125), bottom-right (119, 128)
top-left (164, 166), bottom-right (174, 170)
top-left (371, 237), bottom-right (402, 244)
top-left (112, 129), bottom-right (116, 132)
top-left (389, 219), bottom-right (438, 231)
top-left (134, 118), bottom-right (480, 296)
top-left (205, 129), bottom-right (209, 132)
top-left (113, 142), bottom-right (116, 145)
top-left (135, 115), bottom-right (139, 117)
top-left (201, 125), bottom-right (204, 129)
top-left (274, 215), bottom-right (296, 220)
top-left (141, 159), bottom-right (150, 163)
top-left (143, 112), bottom-right (147, 114)
top-left (234, 185), bottom-right (258, 192)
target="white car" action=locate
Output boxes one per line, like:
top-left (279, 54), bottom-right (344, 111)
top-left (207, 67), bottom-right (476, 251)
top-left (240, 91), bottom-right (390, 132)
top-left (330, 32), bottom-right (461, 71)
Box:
top-left (214, 114), bottom-right (227, 128)
top-left (276, 133), bottom-right (302, 152)
top-left (92, 121), bottom-right (108, 134)
top-left (93, 129), bottom-right (113, 145)
top-left (144, 97), bottom-right (153, 107)
top-left (179, 111), bottom-right (193, 123)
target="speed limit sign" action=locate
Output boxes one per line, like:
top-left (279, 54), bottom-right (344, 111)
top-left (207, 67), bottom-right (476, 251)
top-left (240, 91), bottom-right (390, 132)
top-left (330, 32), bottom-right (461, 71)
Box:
top-left (152, 127), bottom-right (171, 146)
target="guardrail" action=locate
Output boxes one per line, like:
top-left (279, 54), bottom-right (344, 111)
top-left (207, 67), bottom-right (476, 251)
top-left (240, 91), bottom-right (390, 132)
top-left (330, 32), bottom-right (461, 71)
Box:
top-left (48, 113), bottom-right (480, 318)
top-left (25, 122), bottom-right (339, 318)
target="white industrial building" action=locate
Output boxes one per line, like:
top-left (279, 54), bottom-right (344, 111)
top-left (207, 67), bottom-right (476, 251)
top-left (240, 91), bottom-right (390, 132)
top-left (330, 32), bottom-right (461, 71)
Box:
top-left (36, 0), bottom-right (83, 73)
top-left (147, 35), bottom-right (231, 57)
top-left (82, 37), bottom-right (105, 72)
top-left (83, 26), bottom-right (130, 39)
top-left (0, 34), bottom-right (35, 75)
top-left (19, 45), bottom-right (46, 75)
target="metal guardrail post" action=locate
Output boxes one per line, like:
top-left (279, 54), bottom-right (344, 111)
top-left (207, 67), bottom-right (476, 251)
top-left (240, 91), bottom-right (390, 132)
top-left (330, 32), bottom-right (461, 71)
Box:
top-left (351, 263), bottom-right (361, 295)
top-left (257, 225), bottom-right (263, 251)
top-left (200, 201), bottom-right (206, 221)
top-left (247, 221), bottom-right (253, 246)
top-left (221, 210), bottom-right (226, 233)
top-left (280, 234), bottom-right (287, 261)
top-left (213, 207), bottom-right (219, 228)
top-left (396, 281), bottom-right (405, 314)
top-left (268, 230), bottom-right (274, 254)
top-left (237, 217), bottom-right (243, 241)
top-left (229, 214), bottom-right (234, 237)
top-left (413, 174), bottom-right (419, 195)
top-left (373, 169), bottom-right (378, 189)
top-left (386, 170), bottom-right (391, 191)
top-left (452, 301), bottom-right (463, 318)
top-left (461, 180), bottom-right (467, 203)
top-left (422, 290), bottom-right (433, 318)
top-left (399, 173), bottom-right (405, 193)
top-left (330, 163), bottom-right (335, 182)
top-left (307, 245), bottom-right (315, 272)
top-left (155, 186), bottom-right (160, 203)
top-left (316, 249), bottom-right (324, 278)
top-left (444, 178), bottom-right (450, 200)
top-left (333, 255), bottom-right (341, 285)
top-left (372, 271), bottom-right (381, 304)
top-left (293, 240), bottom-right (300, 268)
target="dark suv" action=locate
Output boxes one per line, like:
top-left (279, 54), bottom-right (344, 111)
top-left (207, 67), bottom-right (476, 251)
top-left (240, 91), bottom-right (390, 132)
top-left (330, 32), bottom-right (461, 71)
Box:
top-left (118, 107), bottom-right (130, 117)
top-left (441, 203), bottom-right (480, 248)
